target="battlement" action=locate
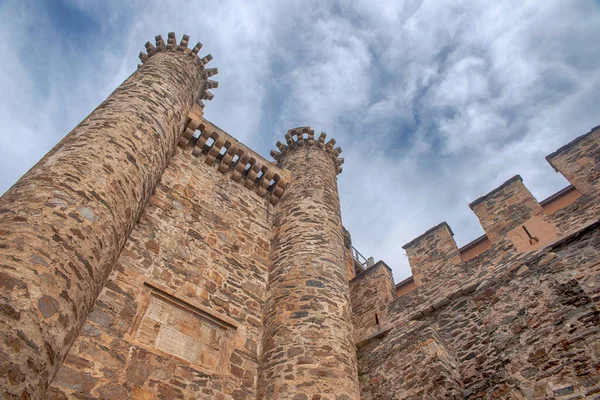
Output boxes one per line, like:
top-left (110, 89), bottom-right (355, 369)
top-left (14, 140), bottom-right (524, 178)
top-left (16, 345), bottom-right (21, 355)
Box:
top-left (546, 124), bottom-right (600, 195)
top-left (351, 125), bottom-right (600, 398)
top-left (350, 261), bottom-right (396, 343)
top-left (270, 126), bottom-right (345, 174)
top-left (138, 32), bottom-right (218, 101)
top-left (399, 125), bottom-right (600, 294)
top-left (177, 108), bottom-right (291, 205)
top-left (402, 222), bottom-right (464, 287)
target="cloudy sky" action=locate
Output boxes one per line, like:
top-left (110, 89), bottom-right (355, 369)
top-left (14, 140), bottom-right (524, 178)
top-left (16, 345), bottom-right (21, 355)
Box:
top-left (1, 0), bottom-right (599, 281)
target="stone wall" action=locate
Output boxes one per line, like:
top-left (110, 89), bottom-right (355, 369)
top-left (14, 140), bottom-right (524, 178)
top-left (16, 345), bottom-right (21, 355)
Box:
top-left (358, 222), bottom-right (600, 399)
top-left (547, 126), bottom-right (600, 234)
top-left (358, 326), bottom-right (463, 399)
top-left (470, 176), bottom-right (558, 252)
top-left (396, 127), bottom-right (600, 301)
top-left (350, 262), bottom-right (395, 344)
top-left (1, 30), bottom-right (598, 399)
top-left (353, 126), bottom-right (600, 399)
top-left (48, 140), bottom-right (273, 399)
top-left (402, 222), bottom-right (464, 289)
top-left (546, 126), bottom-right (600, 196)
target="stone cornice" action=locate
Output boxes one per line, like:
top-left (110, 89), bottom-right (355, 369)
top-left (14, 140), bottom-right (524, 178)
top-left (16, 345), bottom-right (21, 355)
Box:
top-left (178, 109), bottom-right (291, 205)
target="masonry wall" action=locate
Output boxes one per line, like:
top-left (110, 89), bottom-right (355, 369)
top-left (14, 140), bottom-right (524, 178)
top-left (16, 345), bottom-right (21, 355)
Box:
top-left (353, 126), bottom-right (600, 399)
top-left (395, 128), bottom-right (600, 303)
top-left (350, 262), bottom-right (395, 344)
top-left (358, 223), bottom-right (600, 399)
top-left (547, 127), bottom-right (600, 234)
top-left (358, 326), bottom-right (463, 399)
top-left (402, 222), bottom-right (464, 293)
top-left (47, 142), bottom-right (272, 400)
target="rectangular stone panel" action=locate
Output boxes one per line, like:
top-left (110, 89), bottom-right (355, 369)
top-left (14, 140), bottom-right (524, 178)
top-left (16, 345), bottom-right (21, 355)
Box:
top-left (133, 284), bottom-right (234, 374)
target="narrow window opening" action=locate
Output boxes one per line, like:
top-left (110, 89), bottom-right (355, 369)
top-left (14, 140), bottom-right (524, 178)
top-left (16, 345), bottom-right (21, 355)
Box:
top-left (375, 313), bottom-right (380, 329)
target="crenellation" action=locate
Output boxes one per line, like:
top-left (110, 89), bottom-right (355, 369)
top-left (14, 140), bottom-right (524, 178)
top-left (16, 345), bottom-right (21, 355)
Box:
top-left (470, 175), bottom-right (559, 253)
top-left (191, 41), bottom-right (203, 54)
top-left (275, 128), bottom-right (345, 176)
top-left (546, 125), bottom-right (600, 195)
top-left (155, 34), bottom-right (166, 50)
top-left (402, 222), bottom-right (464, 288)
top-left (0, 32), bottom-right (213, 399)
top-left (178, 34), bottom-right (189, 50)
top-left (363, 223), bottom-right (600, 399)
top-left (357, 126), bottom-right (600, 399)
top-left (166, 32), bottom-right (177, 49)
top-left (350, 261), bottom-right (395, 343)
top-left (257, 127), bottom-right (360, 399)
top-left (399, 126), bottom-right (600, 291)
top-left (139, 33), bottom-right (217, 103)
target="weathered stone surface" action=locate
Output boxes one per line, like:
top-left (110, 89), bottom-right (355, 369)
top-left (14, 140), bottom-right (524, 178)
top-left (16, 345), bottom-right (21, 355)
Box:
top-left (402, 222), bottom-right (464, 289)
top-left (0, 33), bottom-right (210, 399)
top-left (50, 142), bottom-right (270, 398)
top-left (353, 127), bottom-right (600, 399)
top-left (180, 117), bottom-right (291, 205)
top-left (257, 129), bottom-right (359, 399)
top-left (358, 221), bottom-right (600, 399)
top-left (350, 261), bottom-right (395, 343)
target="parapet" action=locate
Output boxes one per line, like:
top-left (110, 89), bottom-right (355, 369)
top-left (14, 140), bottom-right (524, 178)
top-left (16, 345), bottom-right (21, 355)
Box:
top-left (469, 175), bottom-right (558, 246)
top-left (270, 127), bottom-right (345, 174)
top-left (138, 32), bottom-right (218, 102)
top-left (399, 124), bottom-right (599, 293)
top-left (402, 222), bottom-right (464, 286)
top-left (349, 261), bottom-right (396, 344)
top-left (178, 108), bottom-right (291, 205)
top-left (546, 125), bottom-right (600, 195)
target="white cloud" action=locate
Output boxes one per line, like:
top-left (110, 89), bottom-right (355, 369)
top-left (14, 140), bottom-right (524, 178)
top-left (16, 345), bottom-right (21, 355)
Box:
top-left (1, 0), bottom-right (599, 282)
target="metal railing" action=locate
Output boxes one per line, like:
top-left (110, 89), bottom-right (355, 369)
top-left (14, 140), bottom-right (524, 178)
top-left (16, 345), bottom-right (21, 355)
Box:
top-left (352, 246), bottom-right (374, 271)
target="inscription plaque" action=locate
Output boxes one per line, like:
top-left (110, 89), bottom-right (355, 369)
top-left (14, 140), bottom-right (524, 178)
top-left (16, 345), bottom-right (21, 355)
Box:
top-left (133, 285), bottom-right (234, 374)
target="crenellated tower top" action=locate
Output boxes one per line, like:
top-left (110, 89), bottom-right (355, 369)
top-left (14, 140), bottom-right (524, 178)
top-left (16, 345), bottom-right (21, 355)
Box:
top-left (138, 32), bottom-right (218, 102)
top-left (270, 126), bottom-right (345, 174)
top-left (259, 126), bottom-right (359, 397)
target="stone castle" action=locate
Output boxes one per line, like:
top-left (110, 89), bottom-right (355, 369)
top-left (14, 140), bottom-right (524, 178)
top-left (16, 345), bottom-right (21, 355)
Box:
top-left (0, 33), bottom-right (598, 400)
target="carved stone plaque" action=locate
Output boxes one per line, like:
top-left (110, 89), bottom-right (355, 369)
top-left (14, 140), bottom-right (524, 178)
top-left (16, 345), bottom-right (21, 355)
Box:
top-left (133, 286), bottom-right (233, 373)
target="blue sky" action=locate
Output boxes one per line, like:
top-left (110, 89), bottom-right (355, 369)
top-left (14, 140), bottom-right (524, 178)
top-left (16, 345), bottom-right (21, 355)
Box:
top-left (1, 0), bottom-right (600, 281)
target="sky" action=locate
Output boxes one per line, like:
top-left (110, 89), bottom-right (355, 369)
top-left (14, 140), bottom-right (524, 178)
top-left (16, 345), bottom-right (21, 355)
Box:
top-left (1, 0), bottom-right (599, 282)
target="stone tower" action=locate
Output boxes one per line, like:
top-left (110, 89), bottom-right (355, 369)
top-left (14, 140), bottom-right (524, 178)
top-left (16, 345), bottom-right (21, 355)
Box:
top-left (0, 33), bottom-right (216, 399)
top-left (259, 128), bottom-right (359, 399)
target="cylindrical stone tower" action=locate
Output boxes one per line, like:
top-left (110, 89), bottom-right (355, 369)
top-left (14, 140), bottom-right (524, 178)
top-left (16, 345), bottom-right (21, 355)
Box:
top-left (258, 127), bottom-right (359, 399)
top-left (0, 33), bottom-right (216, 398)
